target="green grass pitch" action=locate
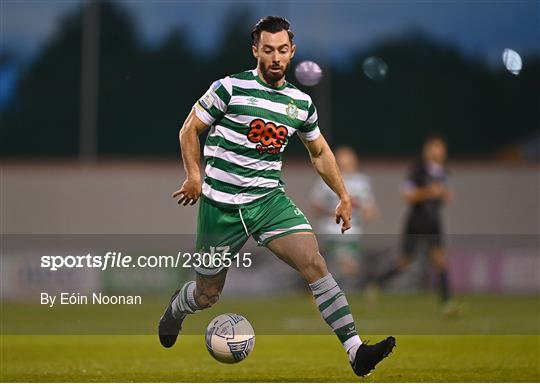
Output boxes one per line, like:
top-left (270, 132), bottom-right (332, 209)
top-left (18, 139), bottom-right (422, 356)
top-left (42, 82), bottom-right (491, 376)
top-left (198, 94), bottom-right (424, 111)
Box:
top-left (1, 294), bottom-right (539, 382)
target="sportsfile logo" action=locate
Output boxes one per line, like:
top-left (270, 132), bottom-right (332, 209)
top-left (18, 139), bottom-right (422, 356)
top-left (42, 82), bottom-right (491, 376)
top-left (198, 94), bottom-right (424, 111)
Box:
top-left (40, 250), bottom-right (252, 271)
top-left (247, 118), bottom-right (288, 154)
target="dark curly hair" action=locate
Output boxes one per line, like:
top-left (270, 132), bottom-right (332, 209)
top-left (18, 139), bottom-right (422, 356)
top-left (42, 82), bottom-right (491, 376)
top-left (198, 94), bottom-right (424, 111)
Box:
top-left (251, 16), bottom-right (294, 46)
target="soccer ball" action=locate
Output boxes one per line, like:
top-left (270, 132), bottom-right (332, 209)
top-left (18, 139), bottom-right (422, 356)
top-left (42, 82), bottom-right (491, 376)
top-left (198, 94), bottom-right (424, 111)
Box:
top-left (205, 313), bottom-right (255, 364)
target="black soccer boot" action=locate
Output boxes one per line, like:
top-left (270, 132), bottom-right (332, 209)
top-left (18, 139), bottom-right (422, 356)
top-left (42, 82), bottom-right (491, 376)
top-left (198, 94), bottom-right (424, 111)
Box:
top-left (351, 336), bottom-right (396, 377)
top-left (158, 289), bottom-right (184, 348)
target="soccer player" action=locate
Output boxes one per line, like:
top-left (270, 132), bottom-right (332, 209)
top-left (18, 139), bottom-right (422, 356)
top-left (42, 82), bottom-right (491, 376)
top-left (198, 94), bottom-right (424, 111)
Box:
top-left (158, 16), bottom-right (395, 376)
top-left (377, 134), bottom-right (458, 315)
top-left (311, 146), bottom-right (378, 285)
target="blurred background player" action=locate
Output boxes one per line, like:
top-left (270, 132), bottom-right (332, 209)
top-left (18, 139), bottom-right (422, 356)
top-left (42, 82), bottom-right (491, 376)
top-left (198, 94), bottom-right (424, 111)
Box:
top-left (377, 134), bottom-right (459, 316)
top-left (311, 146), bottom-right (378, 289)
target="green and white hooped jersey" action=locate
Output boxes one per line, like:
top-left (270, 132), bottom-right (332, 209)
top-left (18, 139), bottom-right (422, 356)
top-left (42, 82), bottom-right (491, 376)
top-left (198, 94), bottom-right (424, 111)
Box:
top-left (194, 69), bottom-right (321, 207)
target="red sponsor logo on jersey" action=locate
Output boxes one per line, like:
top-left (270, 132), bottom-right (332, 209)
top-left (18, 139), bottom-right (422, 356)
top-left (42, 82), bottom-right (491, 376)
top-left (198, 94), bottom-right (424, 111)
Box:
top-left (247, 119), bottom-right (288, 155)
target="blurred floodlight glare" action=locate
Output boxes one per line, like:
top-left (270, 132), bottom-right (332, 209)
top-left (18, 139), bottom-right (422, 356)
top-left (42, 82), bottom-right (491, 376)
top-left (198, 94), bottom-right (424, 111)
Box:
top-left (502, 48), bottom-right (523, 75)
top-left (294, 60), bottom-right (323, 86)
top-left (362, 56), bottom-right (389, 81)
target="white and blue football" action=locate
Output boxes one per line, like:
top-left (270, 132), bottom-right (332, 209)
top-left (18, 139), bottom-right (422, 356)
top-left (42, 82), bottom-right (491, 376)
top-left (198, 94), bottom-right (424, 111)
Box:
top-left (205, 313), bottom-right (255, 364)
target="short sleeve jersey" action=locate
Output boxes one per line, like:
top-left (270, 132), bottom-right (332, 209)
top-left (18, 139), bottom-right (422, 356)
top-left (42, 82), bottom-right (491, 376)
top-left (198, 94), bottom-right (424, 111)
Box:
top-left (193, 69), bottom-right (321, 207)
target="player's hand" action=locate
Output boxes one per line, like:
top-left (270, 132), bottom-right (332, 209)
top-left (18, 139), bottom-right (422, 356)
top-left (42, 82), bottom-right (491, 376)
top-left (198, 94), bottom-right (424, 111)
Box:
top-left (172, 177), bottom-right (202, 206)
top-left (335, 197), bottom-right (352, 234)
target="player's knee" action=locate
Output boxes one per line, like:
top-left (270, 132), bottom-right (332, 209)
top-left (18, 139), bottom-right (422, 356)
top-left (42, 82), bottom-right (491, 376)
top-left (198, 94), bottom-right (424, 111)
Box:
top-left (301, 251), bottom-right (328, 280)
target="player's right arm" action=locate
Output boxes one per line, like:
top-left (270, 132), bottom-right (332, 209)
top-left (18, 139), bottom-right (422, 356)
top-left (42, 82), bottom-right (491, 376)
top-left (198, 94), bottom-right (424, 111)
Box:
top-left (173, 78), bottom-right (231, 206)
top-left (172, 109), bottom-right (209, 206)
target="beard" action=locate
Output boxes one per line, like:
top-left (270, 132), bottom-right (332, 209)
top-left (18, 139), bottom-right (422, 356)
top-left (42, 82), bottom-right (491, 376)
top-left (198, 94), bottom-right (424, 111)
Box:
top-left (259, 61), bottom-right (289, 84)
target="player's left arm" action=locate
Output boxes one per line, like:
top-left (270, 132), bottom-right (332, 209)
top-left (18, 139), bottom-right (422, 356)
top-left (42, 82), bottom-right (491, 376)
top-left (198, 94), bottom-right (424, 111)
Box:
top-left (301, 135), bottom-right (352, 233)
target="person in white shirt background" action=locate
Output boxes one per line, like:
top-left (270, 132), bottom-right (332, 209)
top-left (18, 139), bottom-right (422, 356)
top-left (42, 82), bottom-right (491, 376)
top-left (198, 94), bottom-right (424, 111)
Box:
top-left (311, 146), bottom-right (378, 288)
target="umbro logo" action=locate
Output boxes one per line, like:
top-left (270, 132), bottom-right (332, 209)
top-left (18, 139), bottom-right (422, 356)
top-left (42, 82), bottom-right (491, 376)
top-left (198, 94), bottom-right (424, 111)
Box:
top-left (247, 97), bottom-right (258, 105)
